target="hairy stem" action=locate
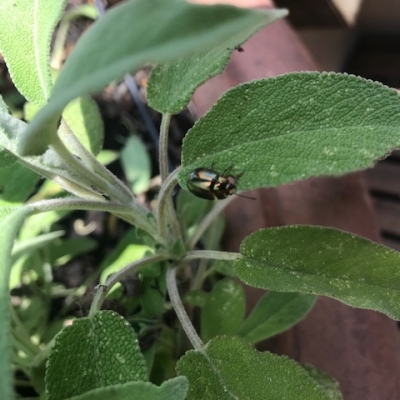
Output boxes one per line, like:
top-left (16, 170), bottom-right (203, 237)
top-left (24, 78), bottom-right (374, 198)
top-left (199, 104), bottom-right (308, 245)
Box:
top-left (156, 168), bottom-right (181, 239)
top-left (89, 253), bottom-right (172, 315)
top-left (159, 113), bottom-right (171, 182)
top-left (184, 250), bottom-right (241, 262)
top-left (166, 267), bottom-right (205, 353)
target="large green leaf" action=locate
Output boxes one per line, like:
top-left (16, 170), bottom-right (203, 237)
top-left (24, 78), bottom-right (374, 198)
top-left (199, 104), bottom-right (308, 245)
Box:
top-left (302, 365), bottom-right (343, 400)
top-left (0, 162), bottom-right (40, 205)
top-left (120, 135), bottom-right (151, 195)
top-left (201, 279), bottom-right (245, 342)
top-left (179, 73), bottom-right (400, 191)
top-left (62, 96), bottom-right (104, 156)
top-left (65, 377), bottom-right (189, 400)
top-left (176, 336), bottom-right (330, 399)
top-left (0, 0), bottom-right (67, 105)
top-left (147, 9), bottom-right (287, 114)
top-left (20, 0), bottom-right (280, 155)
top-left (45, 310), bottom-right (148, 400)
top-left (236, 226), bottom-right (400, 320)
top-left (239, 291), bottom-right (315, 343)
top-left (0, 205), bottom-right (32, 400)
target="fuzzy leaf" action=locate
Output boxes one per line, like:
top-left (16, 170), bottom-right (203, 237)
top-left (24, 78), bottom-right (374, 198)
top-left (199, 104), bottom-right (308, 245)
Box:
top-left (45, 310), bottom-right (147, 400)
top-left (239, 291), bottom-right (315, 343)
top-left (176, 336), bottom-right (330, 399)
top-left (0, 0), bottom-right (66, 105)
top-left (120, 136), bottom-right (151, 195)
top-left (0, 206), bottom-right (32, 400)
top-left (147, 9), bottom-right (287, 114)
top-left (0, 162), bottom-right (40, 205)
top-left (236, 226), bottom-right (400, 320)
top-left (201, 279), bottom-right (245, 342)
top-left (20, 0), bottom-right (283, 155)
top-left (179, 73), bottom-right (400, 192)
top-left (302, 365), bottom-right (343, 400)
top-left (64, 377), bottom-right (189, 400)
top-left (62, 97), bottom-right (104, 156)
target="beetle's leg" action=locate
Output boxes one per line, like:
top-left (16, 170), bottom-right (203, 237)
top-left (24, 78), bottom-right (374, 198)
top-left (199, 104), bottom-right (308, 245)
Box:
top-left (221, 165), bottom-right (234, 175)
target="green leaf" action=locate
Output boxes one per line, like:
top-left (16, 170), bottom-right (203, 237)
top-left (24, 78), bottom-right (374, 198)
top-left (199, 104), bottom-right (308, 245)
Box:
top-left (201, 279), bottom-right (245, 342)
top-left (177, 189), bottom-right (213, 237)
top-left (140, 275), bottom-right (166, 318)
top-left (0, 110), bottom-right (108, 201)
top-left (147, 9), bottom-right (287, 114)
top-left (120, 135), bottom-right (151, 195)
top-left (179, 72), bottom-right (400, 191)
top-left (20, 0), bottom-right (284, 155)
top-left (65, 377), bottom-right (189, 400)
top-left (0, 96), bottom-right (18, 169)
top-left (63, 96), bottom-right (104, 156)
top-left (25, 96), bottom-right (105, 155)
top-left (185, 290), bottom-right (208, 308)
top-left (19, 210), bottom-right (68, 240)
top-left (0, 0), bottom-right (67, 105)
top-left (0, 162), bottom-right (40, 206)
top-left (239, 292), bottom-right (316, 343)
top-left (236, 226), bottom-right (400, 320)
top-left (0, 95), bottom-right (8, 113)
top-left (302, 364), bottom-right (343, 400)
top-left (0, 150), bottom-right (17, 169)
top-left (212, 260), bottom-right (236, 277)
top-left (45, 310), bottom-right (148, 400)
top-left (176, 336), bottom-right (330, 399)
top-left (96, 150), bottom-right (119, 166)
top-left (47, 236), bottom-right (97, 266)
top-left (0, 205), bottom-right (32, 400)
top-left (11, 230), bottom-right (64, 262)
top-left (99, 229), bottom-right (152, 285)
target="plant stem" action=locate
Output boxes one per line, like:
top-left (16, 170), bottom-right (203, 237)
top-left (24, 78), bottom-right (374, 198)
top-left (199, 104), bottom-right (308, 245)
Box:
top-left (184, 250), bottom-right (241, 262)
top-left (50, 133), bottom-right (132, 204)
top-left (190, 217), bottom-right (221, 291)
top-left (159, 113), bottom-right (171, 182)
top-left (58, 120), bottom-right (134, 203)
top-left (29, 197), bottom-right (159, 241)
top-left (51, 5), bottom-right (97, 69)
top-left (166, 267), bottom-right (205, 353)
top-left (156, 168), bottom-right (181, 239)
top-left (31, 337), bottom-right (55, 368)
top-left (10, 307), bottom-right (38, 357)
top-left (188, 195), bottom-right (236, 249)
top-left (89, 253), bottom-right (172, 315)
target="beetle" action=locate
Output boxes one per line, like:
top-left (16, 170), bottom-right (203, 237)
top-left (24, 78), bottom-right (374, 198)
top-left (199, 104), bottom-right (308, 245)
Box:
top-left (187, 167), bottom-right (253, 200)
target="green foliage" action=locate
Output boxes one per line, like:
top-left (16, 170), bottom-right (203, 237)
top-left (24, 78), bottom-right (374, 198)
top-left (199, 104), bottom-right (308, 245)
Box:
top-left (302, 364), bottom-right (343, 400)
top-left (120, 135), bottom-right (151, 195)
top-left (176, 336), bottom-right (331, 399)
top-left (62, 97), bottom-right (104, 156)
top-left (147, 8), bottom-right (287, 114)
top-left (0, 0), bottom-right (67, 105)
top-left (20, 0), bottom-right (280, 156)
top-left (179, 73), bottom-right (400, 191)
top-left (1, 0), bottom-right (400, 399)
top-left (239, 292), bottom-right (316, 343)
top-left (64, 377), bottom-right (189, 400)
top-left (45, 311), bottom-right (148, 400)
top-left (201, 278), bottom-right (245, 342)
top-left (0, 162), bottom-right (39, 205)
top-left (0, 206), bottom-right (33, 399)
top-left (236, 226), bottom-right (400, 319)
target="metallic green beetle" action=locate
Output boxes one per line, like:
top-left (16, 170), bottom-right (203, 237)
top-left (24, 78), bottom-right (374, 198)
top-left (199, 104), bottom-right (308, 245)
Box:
top-left (186, 167), bottom-right (241, 200)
